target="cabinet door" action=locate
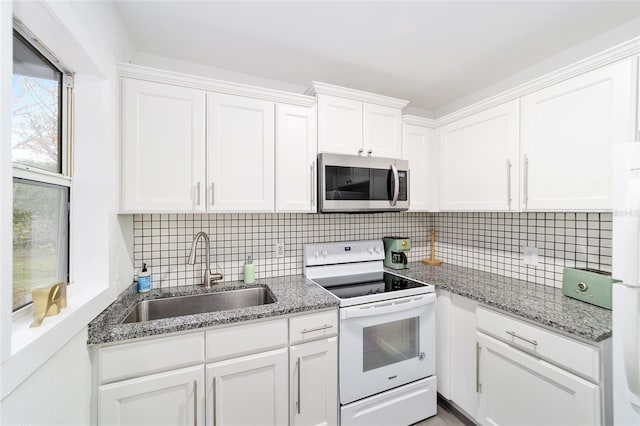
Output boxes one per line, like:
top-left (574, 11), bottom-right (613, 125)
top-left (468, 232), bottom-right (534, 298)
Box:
top-left (317, 94), bottom-right (363, 155)
top-left (99, 365), bottom-right (204, 426)
top-left (477, 332), bottom-right (600, 426)
top-left (402, 124), bottom-right (432, 211)
top-left (450, 294), bottom-right (478, 418)
top-left (435, 289), bottom-right (452, 399)
top-left (276, 103), bottom-right (318, 212)
top-left (207, 93), bottom-right (275, 211)
top-left (290, 337), bottom-right (338, 426)
top-left (439, 101), bottom-right (519, 211)
top-left (364, 103), bottom-right (402, 158)
top-left (521, 58), bottom-right (635, 210)
top-left (122, 79), bottom-right (206, 212)
top-left (206, 348), bottom-right (288, 426)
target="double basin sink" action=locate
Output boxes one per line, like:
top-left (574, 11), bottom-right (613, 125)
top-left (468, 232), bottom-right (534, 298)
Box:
top-left (122, 286), bottom-right (275, 324)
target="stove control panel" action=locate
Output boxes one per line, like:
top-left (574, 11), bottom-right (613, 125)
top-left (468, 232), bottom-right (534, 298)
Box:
top-left (304, 239), bottom-right (385, 267)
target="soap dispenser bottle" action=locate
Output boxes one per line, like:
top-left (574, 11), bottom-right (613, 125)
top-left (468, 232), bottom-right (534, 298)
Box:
top-left (137, 263), bottom-right (152, 293)
top-left (243, 255), bottom-right (255, 284)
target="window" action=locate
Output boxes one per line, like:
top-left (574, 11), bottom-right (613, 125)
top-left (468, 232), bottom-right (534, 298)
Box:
top-left (11, 28), bottom-right (72, 311)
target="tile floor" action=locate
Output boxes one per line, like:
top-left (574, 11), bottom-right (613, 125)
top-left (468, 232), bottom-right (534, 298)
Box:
top-left (412, 401), bottom-right (471, 426)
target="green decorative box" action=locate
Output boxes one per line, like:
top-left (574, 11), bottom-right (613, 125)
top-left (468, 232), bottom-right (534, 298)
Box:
top-left (562, 267), bottom-right (620, 310)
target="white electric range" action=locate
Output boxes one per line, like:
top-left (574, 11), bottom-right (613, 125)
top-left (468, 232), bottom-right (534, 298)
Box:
top-left (304, 239), bottom-right (437, 426)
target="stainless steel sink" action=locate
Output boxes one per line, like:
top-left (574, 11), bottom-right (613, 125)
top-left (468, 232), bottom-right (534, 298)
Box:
top-left (121, 287), bottom-right (275, 324)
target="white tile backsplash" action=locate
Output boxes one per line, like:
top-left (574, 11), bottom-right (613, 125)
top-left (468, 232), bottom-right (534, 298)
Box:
top-left (132, 211), bottom-right (612, 289)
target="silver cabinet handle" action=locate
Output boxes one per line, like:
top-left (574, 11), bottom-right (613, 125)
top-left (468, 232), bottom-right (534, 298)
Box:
top-left (367, 149), bottom-right (373, 156)
top-left (210, 182), bottom-right (214, 206)
top-left (196, 182), bottom-right (201, 206)
top-left (390, 164), bottom-right (399, 206)
top-left (212, 376), bottom-right (216, 426)
top-left (296, 357), bottom-right (301, 414)
top-left (357, 148), bottom-right (364, 155)
top-left (476, 342), bottom-right (482, 393)
top-left (523, 155), bottom-right (529, 208)
top-left (506, 330), bottom-right (538, 346)
top-left (193, 381), bottom-right (197, 426)
top-left (507, 159), bottom-right (512, 209)
top-left (300, 324), bottom-right (333, 334)
top-left (310, 163), bottom-right (315, 206)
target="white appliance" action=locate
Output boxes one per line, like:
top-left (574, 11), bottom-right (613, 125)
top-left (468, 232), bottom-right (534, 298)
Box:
top-left (613, 142), bottom-right (640, 425)
top-left (304, 240), bottom-right (437, 426)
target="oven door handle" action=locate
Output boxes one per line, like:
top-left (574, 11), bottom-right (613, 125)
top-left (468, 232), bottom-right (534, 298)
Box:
top-left (341, 294), bottom-right (435, 319)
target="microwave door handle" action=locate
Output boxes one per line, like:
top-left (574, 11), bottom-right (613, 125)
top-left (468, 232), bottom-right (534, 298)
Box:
top-left (390, 164), bottom-right (399, 206)
top-left (342, 294), bottom-right (435, 319)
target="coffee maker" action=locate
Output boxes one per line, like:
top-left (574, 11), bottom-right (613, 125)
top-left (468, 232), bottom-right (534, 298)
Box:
top-left (383, 236), bottom-right (411, 269)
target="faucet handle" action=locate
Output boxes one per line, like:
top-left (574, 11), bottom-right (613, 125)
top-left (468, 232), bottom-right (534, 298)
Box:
top-left (210, 272), bottom-right (224, 283)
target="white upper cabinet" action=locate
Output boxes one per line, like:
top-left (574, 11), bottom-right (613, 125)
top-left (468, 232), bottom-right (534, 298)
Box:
top-left (402, 121), bottom-right (433, 211)
top-left (120, 65), bottom-right (316, 213)
top-left (520, 58), bottom-right (636, 210)
top-left (276, 104), bottom-right (318, 212)
top-left (207, 93), bottom-right (275, 212)
top-left (310, 82), bottom-right (408, 158)
top-left (121, 79), bottom-right (206, 212)
top-left (439, 101), bottom-right (520, 211)
top-left (364, 103), bottom-right (402, 158)
top-left (317, 94), bottom-right (363, 155)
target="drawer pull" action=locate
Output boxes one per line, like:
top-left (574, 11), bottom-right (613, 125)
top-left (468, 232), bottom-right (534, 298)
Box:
top-left (300, 324), bottom-right (333, 334)
top-left (506, 330), bottom-right (538, 346)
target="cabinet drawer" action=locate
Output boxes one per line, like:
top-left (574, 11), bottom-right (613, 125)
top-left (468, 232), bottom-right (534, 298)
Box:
top-left (99, 332), bottom-right (205, 384)
top-left (206, 318), bottom-right (287, 362)
top-left (476, 307), bottom-right (600, 382)
top-left (289, 310), bottom-right (338, 344)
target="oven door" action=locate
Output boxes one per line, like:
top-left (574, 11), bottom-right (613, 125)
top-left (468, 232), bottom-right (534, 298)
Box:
top-left (339, 293), bottom-right (436, 404)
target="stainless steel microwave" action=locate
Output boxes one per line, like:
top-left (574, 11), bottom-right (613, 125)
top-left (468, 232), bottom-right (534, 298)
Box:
top-left (317, 153), bottom-right (409, 213)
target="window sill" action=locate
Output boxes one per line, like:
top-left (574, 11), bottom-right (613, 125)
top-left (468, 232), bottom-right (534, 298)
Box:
top-left (1, 282), bottom-right (113, 400)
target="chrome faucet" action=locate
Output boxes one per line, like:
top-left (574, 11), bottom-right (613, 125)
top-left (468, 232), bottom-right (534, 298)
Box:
top-left (188, 231), bottom-right (222, 286)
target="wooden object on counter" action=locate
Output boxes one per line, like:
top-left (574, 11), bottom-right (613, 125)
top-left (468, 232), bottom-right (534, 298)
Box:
top-left (423, 229), bottom-right (443, 266)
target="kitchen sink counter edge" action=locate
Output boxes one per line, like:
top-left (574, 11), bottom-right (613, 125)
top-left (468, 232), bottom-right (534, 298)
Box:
top-left (388, 262), bottom-right (612, 343)
top-left (87, 275), bottom-right (339, 345)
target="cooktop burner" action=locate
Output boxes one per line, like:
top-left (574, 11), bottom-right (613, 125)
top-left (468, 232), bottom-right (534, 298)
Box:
top-left (314, 272), bottom-right (430, 300)
top-left (304, 239), bottom-right (434, 306)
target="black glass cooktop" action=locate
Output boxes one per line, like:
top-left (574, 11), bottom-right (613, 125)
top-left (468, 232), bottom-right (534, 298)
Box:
top-left (314, 272), bottom-right (427, 299)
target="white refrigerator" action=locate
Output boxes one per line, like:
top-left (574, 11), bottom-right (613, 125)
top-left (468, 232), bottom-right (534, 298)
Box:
top-left (613, 142), bottom-right (640, 425)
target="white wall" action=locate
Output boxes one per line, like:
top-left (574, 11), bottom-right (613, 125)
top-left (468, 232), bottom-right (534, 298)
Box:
top-left (434, 15), bottom-right (640, 117)
top-left (0, 329), bottom-right (92, 426)
top-left (135, 51), bottom-right (308, 94)
top-left (0, 0), bottom-right (134, 423)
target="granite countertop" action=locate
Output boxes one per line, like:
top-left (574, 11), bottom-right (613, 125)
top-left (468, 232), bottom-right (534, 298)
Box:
top-left (87, 275), bottom-right (339, 345)
top-left (388, 262), bottom-right (612, 343)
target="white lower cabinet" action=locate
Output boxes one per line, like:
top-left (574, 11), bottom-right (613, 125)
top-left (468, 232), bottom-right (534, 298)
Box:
top-left (206, 348), bottom-right (289, 426)
top-left (476, 332), bottom-right (600, 426)
top-left (437, 295), bottom-right (608, 425)
top-left (99, 365), bottom-right (204, 426)
top-left (290, 337), bottom-right (338, 426)
top-left (438, 291), bottom-right (478, 418)
top-left (94, 311), bottom-right (338, 426)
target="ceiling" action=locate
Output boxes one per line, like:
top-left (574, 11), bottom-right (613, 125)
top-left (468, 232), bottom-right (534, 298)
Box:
top-left (113, 1), bottom-right (640, 114)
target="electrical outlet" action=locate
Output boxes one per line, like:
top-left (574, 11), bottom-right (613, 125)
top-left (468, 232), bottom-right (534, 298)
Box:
top-left (522, 246), bottom-right (539, 266)
top-left (275, 242), bottom-right (285, 258)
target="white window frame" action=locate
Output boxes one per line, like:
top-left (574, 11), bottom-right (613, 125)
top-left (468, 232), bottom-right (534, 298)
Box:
top-left (11, 20), bottom-right (74, 316)
top-left (0, 5), bottom-right (122, 400)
